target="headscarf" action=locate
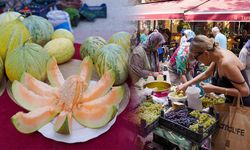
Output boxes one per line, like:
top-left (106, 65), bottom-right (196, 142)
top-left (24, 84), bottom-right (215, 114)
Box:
top-left (142, 32), bottom-right (166, 71)
top-left (184, 29), bottom-right (196, 42)
top-left (244, 39), bottom-right (250, 53)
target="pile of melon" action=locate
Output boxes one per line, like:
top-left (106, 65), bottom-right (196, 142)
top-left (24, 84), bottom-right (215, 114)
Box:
top-left (11, 56), bottom-right (125, 134)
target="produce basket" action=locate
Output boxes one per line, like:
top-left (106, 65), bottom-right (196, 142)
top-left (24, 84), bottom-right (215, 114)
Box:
top-left (159, 107), bottom-right (219, 144)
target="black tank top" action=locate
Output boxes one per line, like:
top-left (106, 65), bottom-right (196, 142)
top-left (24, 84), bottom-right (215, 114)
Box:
top-left (211, 65), bottom-right (250, 106)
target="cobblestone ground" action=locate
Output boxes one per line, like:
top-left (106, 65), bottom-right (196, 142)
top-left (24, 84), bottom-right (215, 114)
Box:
top-left (73, 0), bottom-right (136, 43)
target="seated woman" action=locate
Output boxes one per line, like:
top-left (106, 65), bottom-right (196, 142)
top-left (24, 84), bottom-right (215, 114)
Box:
top-left (128, 32), bottom-right (165, 84)
top-left (167, 29), bottom-right (196, 85)
top-left (177, 35), bottom-right (250, 106)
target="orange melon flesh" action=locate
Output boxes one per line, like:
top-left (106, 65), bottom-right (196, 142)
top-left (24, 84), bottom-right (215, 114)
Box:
top-left (47, 57), bottom-right (64, 87)
top-left (73, 105), bottom-right (117, 128)
top-left (83, 86), bottom-right (125, 108)
top-left (11, 106), bottom-right (59, 134)
top-left (12, 81), bottom-right (58, 111)
top-left (79, 70), bottom-right (115, 103)
top-left (79, 56), bottom-right (93, 84)
top-left (21, 72), bottom-right (59, 98)
top-left (54, 111), bottom-right (72, 134)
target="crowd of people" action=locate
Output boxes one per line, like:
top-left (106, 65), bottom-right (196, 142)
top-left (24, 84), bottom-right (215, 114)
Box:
top-left (129, 26), bottom-right (250, 106)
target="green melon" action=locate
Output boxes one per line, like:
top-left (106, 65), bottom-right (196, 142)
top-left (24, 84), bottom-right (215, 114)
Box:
top-left (109, 31), bottom-right (131, 53)
top-left (0, 11), bottom-right (22, 26)
top-left (0, 19), bottom-right (30, 60)
top-left (80, 36), bottom-right (107, 62)
top-left (23, 15), bottom-right (54, 46)
top-left (95, 44), bottom-right (129, 85)
top-left (44, 38), bottom-right (75, 64)
top-left (52, 29), bottom-right (74, 42)
top-left (5, 43), bottom-right (50, 82)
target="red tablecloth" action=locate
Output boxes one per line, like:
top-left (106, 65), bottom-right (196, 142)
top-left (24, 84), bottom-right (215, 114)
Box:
top-left (0, 44), bottom-right (139, 150)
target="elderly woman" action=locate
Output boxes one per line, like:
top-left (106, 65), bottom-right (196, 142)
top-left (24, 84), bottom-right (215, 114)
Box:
top-left (177, 35), bottom-right (250, 106)
top-left (167, 30), bottom-right (196, 85)
top-left (239, 40), bottom-right (250, 86)
top-left (128, 32), bottom-right (165, 84)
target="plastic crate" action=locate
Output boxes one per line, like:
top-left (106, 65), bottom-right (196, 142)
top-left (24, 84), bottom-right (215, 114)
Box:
top-left (79, 3), bottom-right (107, 21)
top-left (159, 108), bottom-right (219, 144)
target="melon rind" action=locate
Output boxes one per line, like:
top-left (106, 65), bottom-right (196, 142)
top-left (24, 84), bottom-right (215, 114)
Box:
top-left (73, 105), bottom-right (117, 129)
top-left (47, 57), bottom-right (64, 87)
top-left (54, 111), bottom-right (72, 134)
top-left (12, 80), bottom-right (57, 111)
top-left (11, 106), bottom-right (59, 134)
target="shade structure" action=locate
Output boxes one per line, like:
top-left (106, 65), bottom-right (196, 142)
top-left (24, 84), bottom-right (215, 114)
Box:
top-left (184, 0), bottom-right (250, 22)
top-left (130, 0), bottom-right (209, 20)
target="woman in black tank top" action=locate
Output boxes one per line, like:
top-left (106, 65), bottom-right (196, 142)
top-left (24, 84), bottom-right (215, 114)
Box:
top-left (177, 35), bottom-right (250, 106)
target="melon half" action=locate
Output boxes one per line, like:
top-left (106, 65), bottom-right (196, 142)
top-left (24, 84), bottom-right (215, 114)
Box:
top-left (11, 56), bottom-right (125, 135)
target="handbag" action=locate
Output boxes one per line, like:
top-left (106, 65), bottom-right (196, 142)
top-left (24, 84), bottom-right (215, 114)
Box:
top-left (212, 94), bottom-right (250, 150)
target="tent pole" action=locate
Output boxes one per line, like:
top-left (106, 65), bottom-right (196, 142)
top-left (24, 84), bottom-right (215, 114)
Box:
top-left (170, 19), bottom-right (173, 40)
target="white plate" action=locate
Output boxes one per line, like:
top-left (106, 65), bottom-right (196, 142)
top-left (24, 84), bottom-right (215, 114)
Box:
top-left (7, 59), bottom-right (130, 143)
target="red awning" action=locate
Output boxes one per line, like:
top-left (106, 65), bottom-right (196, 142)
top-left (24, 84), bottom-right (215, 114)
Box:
top-left (131, 0), bottom-right (208, 20)
top-left (184, 0), bottom-right (250, 22)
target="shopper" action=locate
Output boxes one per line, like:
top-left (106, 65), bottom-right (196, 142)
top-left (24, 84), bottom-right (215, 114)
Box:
top-left (235, 29), bottom-right (250, 49)
top-left (212, 27), bottom-right (227, 49)
top-left (128, 32), bottom-right (166, 84)
top-left (177, 35), bottom-right (250, 106)
top-left (239, 40), bottom-right (250, 86)
top-left (140, 28), bottom-right (149, 44)
top-left (167, 29), bottom-right (196, 85)
top-left (130, 27), bottom-right (140, 50)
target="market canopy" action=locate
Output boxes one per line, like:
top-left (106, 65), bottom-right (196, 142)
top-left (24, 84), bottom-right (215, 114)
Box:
top-left (130, 0), bottom-right (208, 20)
top-left (184, 0), bottom-right (250, 22)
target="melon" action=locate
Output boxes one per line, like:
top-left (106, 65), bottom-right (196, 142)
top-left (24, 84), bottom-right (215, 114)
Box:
top-left (0, 57), bottom-right (3, 81)
top-left (52, 29), bottom-right (74, 42)
top-left (0, 11), bottom-right (22, 26)
top-left (47, 57), bottom-right (65, 87)
top-left (5, 43), bottom-right (50, 82)
top-left (79, 69), bottom-right (115, 103)
top-left (12, 80), bottom-right (58, 111)
top-left (95, 43), bottom-right (129, 85)
top-left (44, 38), bottom-right (75, 64)
top-left (73, 105), bottom-right (117, 129)
top-left (54, 111), bottom-right (72, 134)
top-left (80, 36), bottom-right (107, 62)
top-left (11, 57), bottom-right (123, 134)
top-left (20, 72), bottom-right (59, 98)
top-left (109, 31), bottom-right (131, 53)
top-left (0, 19), bottom-right (30, 60)
top-left (11, 106), bottom-right (59, 134)
top-left (79, 56), bottom-right (93, 85)
top-left (23, 15), bottom-right (54, 46)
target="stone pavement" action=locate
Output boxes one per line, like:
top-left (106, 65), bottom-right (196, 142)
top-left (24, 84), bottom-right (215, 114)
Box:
top-left (73, 0), bottom-right (136, 44)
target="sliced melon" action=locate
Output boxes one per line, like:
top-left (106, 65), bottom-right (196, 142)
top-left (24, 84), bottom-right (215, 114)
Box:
top-left (11, 106), bottom-right (59, 134)
top-left (79, 70), bottom-right (115, 102)
top-left (83, 86), bottom-right (125, 107)
top-left (73, 105), bottom-right (117, 128)
top-left (12, 81), bottom-right (58, 111)
top-left (54, 111), bottom-right (72, 134)
top-left (21, 72), bottom-right (59, 98)
top-left (79, 56), bottom-right (93, 84)
top-left (47, 57), bottom-right (64, 87)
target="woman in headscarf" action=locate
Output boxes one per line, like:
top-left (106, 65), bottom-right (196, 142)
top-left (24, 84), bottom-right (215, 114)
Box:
top-left (239, 40), bottom-right (250, 86)
top-left (128, 31), bottom-right (166, 84)
top-left (167, 29), bottom-right (196, 85)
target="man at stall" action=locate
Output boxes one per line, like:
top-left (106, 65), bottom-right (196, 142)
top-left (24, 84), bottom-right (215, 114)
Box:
top-left (235, 29), bottom-right (250, 49)
top-left (239, 40), bottom-right (250, 86)
top-left (177, 35), bottom-right (250, 106)
top-left (212, 27), bottom-right (227, 49)
top-left (167, 29), bottom-right (196, 85)
top-left (128, 32), bottom-right (166, 84)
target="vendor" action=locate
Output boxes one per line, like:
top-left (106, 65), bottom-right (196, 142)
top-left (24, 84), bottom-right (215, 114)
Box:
top-left (177, 35), bottom-right (250, 106)
top-left (167, 29), bottom-right (197, 85)
top-left (128, 32), bottom-right (166, 84)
